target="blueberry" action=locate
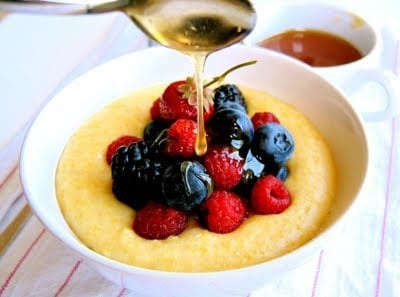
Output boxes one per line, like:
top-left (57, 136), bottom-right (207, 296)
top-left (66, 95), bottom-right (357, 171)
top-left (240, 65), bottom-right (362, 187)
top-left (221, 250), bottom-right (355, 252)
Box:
top-left (207, 108), bottom-right (254, 157)
top-left (216, 101), bottom-right (247, 113)
top-left (143, 119), bottom-right (169, 143)
top-left (275, 165), bottom-right (289, 181)
top-left (251, 123), bottom-right (294, 165)
top-left (262, 162), bottom-right (289, 181)
top-left (242, 150), bottom-right (265, 182)
top-left (162, 160), bottom-right (213, 212)
top-left (213, 84), bottom-right (247, 112)
top-left (233, 150), bottom-right (264, 197)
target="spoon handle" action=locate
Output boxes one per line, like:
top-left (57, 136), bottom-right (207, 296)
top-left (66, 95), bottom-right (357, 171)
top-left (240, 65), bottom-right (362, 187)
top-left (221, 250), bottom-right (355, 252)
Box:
top-left (0, 0), bottom-right (127, 14)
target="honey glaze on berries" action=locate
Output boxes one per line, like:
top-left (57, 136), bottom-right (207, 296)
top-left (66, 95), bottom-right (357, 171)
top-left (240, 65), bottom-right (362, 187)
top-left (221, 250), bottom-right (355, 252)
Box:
top-left (55, 83), bottom-right (336, 272)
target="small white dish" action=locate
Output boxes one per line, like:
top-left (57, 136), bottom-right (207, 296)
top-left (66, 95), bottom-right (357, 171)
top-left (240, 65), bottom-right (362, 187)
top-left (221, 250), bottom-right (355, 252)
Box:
top-left (244, 1), bottom-right (400, 121)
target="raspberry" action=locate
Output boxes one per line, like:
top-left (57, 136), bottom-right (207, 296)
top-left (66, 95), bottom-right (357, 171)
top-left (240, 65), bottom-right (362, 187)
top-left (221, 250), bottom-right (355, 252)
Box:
top-left (251, 175), bottom-right (291, 214)
top-left (251, 111), bottom-right (280, 130)
top-left (165, 119), bottom-right (197, 158)
top-left (203, 146), bottom-right (244, 190)
top-left (160, 80), bottom-right (214, 122)
top-left (150, 97), bottom-right (161, 120)
top-left (199, 190), bottom-right (246, 233)
top-left (133, 202), bottom-right (188, 239)
top-left (106, 135), bottom-right (141, 164)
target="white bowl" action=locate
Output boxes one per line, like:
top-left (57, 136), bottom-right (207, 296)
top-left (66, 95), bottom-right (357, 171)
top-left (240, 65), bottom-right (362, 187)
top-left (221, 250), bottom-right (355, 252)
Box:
top-left (20, 45), bottom-right (368, 297)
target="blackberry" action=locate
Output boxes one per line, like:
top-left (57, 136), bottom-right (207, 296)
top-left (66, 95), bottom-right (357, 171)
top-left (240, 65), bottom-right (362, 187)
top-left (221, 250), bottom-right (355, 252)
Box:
top-left (111, 140), bottom-right (166, 210)
top-left (213, 84), bottom-right (247, 112)
top-left (162, 160), bottom-right (213, 212)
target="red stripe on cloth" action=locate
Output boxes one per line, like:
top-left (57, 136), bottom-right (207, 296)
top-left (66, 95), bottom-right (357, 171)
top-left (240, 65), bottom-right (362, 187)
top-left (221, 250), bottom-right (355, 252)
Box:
top-left (374, 118), bottom-right (397, 297)
top-left (116, 287), bottom-right (127, 297)
top-left (53, 259), bottom-right (82, 297)
top-left (0, 228), bottom-right (46, 296)
top-left (0, 165), bottom-right (17, 189)
top-left (310, 250), bottom-right (324, 297)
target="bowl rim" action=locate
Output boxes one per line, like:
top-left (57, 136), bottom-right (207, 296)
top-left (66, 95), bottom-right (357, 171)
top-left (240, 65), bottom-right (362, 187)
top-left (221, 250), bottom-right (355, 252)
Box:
top-left (19, 44), bottom-right (369, 278)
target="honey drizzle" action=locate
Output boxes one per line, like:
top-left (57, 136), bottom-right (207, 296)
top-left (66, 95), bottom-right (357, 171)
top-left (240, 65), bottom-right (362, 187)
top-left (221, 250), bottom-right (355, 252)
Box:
top-left (192, 53), bottom-right (208, 156)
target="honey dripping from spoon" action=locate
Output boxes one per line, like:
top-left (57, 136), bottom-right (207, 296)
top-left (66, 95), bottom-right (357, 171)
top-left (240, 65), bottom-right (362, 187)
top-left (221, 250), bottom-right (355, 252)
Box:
top-left (122, 0), bottom-right (256, 155)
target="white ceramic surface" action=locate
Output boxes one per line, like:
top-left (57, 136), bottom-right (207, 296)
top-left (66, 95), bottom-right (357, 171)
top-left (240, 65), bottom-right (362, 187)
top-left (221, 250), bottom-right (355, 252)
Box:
top-left (244, 2), bottom-right (400, 121)
top-left (20, 45), bottom-right (369, 297)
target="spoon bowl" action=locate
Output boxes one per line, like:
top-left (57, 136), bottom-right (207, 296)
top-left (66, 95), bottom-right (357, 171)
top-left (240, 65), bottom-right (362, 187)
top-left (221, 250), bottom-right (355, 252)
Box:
top-left (122, 0), bottom-right (257, 53)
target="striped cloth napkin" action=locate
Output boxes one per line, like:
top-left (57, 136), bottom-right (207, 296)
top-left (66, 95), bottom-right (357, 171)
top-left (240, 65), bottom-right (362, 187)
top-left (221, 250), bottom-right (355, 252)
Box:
top-left (0, 10), bottom-right (149, 238)
top-left (0, 11), bottom-right (150, 297)
top-left (0, 7), bottom-right (399, 297)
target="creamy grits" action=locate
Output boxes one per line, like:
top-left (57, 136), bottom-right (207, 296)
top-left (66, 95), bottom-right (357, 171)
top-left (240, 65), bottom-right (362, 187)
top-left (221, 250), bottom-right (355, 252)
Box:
top-left (55, 85), bottom-right (336, 272)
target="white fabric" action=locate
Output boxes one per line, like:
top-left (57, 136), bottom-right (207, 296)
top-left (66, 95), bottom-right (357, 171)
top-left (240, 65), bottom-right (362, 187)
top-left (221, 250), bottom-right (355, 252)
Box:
top-left (0, 11), bottom-right (148, 183)
top-left (0, 1), bottom-right (399, 297)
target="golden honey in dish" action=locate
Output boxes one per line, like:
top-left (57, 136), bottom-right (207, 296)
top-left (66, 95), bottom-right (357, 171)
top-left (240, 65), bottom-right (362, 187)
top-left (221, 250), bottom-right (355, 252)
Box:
top-left (123, 0), bottom-right (256, 155)
top-left (55, 84), bottom-right (336, 272)
top-left (259, 29), bottom-right (363, 67)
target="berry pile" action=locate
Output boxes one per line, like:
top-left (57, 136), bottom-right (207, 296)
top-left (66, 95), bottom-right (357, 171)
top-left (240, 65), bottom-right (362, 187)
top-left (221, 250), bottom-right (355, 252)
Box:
top-left (106, 66), bottom-right (295, 240)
